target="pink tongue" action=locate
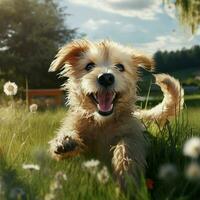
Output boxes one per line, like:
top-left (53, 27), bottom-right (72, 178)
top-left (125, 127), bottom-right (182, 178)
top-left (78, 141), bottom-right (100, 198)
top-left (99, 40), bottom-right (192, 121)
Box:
top-left (97, 92), bottom-right (113, 112)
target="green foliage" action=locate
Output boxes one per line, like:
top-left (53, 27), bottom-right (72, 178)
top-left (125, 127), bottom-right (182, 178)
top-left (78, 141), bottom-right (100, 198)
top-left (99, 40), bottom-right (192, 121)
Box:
top-left (0, 105), bottom-right (200, 199)
top-left (175, 0), bottom-right (200, 33)
top-left (0, 0), bottom-right (77, 89)
top-left (154, 45), bottom-right (200, 72)
top-left (165, 0), bottom-right (200, 33)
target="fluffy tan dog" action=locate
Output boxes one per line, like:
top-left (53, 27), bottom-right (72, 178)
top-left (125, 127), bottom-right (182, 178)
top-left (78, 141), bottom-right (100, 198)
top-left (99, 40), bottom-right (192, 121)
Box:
top-left (49, 40), bottom-right (184, 188)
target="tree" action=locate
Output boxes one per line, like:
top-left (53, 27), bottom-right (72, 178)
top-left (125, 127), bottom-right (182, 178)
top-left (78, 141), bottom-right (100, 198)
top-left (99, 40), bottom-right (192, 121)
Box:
top-left (154, 45), bottom-right (200, 72)
top-left (166, 0), bottom-right (200, 33)
top-left (0, 0), bottom-right (77, 88)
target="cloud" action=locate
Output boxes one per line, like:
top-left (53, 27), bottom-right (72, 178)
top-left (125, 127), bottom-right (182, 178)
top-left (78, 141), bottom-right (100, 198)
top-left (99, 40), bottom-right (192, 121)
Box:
top-left (68, 0), bottom-right (162, 20)
top-left (135, 34), bottom-right (197, 54)
top-left (82, 19), bottom-right (110, 30)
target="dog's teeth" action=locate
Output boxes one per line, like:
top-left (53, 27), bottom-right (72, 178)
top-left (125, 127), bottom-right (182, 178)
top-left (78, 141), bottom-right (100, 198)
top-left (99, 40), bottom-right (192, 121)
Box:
top-left (94, 94), bottom-right (97, 101)
top-left (112, 93), bottom-right (116, 100)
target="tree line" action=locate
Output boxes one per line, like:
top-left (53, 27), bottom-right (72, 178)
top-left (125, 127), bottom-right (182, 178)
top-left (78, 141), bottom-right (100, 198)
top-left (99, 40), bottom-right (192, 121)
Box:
top-left (0, 0), bottom-right (199, 89)
top-left (154, 45), bottom-right (200, 72)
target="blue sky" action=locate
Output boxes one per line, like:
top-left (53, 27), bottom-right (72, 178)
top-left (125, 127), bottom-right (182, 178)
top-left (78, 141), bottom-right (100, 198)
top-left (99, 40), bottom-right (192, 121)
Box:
top-left (62, 0), bottom-right (200, 54)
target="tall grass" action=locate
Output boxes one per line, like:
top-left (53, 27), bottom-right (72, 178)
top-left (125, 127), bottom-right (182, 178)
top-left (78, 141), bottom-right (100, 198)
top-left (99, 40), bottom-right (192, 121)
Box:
top-left (0, 105), bottom-right (200, 200)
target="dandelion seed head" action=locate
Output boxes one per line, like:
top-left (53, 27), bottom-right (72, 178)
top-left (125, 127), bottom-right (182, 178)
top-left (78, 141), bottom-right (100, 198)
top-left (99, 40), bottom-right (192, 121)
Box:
top-left (185, 162), bottom-right (200, 181)
top-left (55, 171), bottom-right (67, 182)
top-left (82, 159), bottom-right (100, 174)
top-left (3, 81), bottom-right (18, 96)
top-left (158, 163), bottom-right (178, 180)
top-left (97, 166), bottom-right (110, 184)
top-left (22, 164), bottom-right (40, 171)
top-left (183, 137), bottom-right (200, 159)
top-left (29, 104), bottom-right (38, 113)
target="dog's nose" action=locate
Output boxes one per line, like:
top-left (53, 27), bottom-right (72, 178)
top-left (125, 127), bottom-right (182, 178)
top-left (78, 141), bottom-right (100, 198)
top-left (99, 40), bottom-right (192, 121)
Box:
top-left (98, 73), bottom-right (115, 87)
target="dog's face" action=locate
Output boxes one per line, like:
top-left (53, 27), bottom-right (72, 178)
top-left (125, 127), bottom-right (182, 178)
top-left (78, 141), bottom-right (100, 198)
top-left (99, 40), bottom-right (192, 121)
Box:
top-left (49, 40), bottom-right (154, 119)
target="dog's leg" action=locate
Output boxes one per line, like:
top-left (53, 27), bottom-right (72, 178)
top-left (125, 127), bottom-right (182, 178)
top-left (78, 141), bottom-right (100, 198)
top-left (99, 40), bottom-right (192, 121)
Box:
top-left (49, 128), bottom-right (84, 160)
top-left (112, 136), bottom-right (147, 190)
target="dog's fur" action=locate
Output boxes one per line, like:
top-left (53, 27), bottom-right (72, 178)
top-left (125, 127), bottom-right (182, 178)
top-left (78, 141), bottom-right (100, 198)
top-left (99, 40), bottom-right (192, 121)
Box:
top-left (49, 39), bottom-right (184, 188)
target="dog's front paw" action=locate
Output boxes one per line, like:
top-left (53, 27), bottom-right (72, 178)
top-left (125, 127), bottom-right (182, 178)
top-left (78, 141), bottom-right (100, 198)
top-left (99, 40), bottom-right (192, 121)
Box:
top-left (49, 136), bottom-right (82, 159)
top-left (54, 136), bottom-right (77, 154)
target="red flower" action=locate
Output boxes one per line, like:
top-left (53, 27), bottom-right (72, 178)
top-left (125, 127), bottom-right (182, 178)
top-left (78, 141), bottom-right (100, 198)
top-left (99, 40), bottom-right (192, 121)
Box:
top-left (146, 178), bottom-right (154, 190)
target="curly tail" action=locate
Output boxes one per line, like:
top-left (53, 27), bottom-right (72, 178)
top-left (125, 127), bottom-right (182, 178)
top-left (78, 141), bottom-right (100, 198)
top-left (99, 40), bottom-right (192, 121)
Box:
top-left (135, 74), bottom-right (184, 124)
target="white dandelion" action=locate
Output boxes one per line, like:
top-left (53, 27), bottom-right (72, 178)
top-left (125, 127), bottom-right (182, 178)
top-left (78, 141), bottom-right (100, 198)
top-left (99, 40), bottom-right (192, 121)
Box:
top-left (22, 164), bottom-right (40, 171)
top-left (158, 163), bottom-right (178, 180)
top-left (183, 137), bottom-right (200, 159)
top-left (82, 159), bottom-right (100, 174)
top-left (185, 162), bottom-right (200, 181)
top-left (45, 171), bottom-right (67, 200)
top-left (55, 171), bottom-right (67, 182)
top-left (29, 104), bottom-right (38, 113)
top-left (97, 166), bottom-right (110, 184)
top-left (3, 81), bottom-right (18, 96)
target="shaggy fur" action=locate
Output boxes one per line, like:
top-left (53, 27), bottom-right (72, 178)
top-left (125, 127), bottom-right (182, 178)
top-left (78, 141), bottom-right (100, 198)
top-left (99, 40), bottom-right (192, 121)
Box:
top-left (48, 39), bottom-right (184, 188)
top-left (135, 74), bottom-right (184, 125)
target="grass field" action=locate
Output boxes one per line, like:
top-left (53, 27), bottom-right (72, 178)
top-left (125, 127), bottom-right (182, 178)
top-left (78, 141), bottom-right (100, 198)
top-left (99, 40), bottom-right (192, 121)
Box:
top-left (1, 102), bottom-right (200, 200)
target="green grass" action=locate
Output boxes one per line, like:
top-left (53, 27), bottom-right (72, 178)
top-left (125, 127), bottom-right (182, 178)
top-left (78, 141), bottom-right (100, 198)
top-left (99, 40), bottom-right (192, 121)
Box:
top-left (0, 104), bottom-right (200, 200)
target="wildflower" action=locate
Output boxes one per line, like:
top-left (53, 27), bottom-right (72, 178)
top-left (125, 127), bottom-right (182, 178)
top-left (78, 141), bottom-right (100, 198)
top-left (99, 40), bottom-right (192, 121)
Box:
top-left (9, 187), bottom-right (26, 200)
top-left (146, 178), bottom-right (154, 190)
top-left (185, 162), bottom-right (200, 181)
top-left (97, 166), bottom-right (109, 184)
top-left (158, 163), bottom-right (178, 180)
top-left (22, 164), bottom-right (40, 171)
top-left (50, 171), bottom-right (67, 192)
top-left (55, 171), bottom-right (67, 182)
top-left (82, 159), bottom-right (100, 174)
top-left (45, 171), bottom-right (67, 200)
top-left (29, 104), bottom-right (38, 113)
top-left (3, 81), bottom-right (18, 96)
top-left (183, 137), bottom-right (200, 159)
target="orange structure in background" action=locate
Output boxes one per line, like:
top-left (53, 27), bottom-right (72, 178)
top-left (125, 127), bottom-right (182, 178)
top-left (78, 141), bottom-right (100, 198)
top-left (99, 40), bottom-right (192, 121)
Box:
top-left (27, 89), bottom-right (64, 108)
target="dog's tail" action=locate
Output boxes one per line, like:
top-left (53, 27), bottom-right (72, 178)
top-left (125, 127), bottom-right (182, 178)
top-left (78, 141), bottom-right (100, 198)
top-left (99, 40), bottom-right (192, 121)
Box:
top-left (135, 74), bottom-right (184, 124)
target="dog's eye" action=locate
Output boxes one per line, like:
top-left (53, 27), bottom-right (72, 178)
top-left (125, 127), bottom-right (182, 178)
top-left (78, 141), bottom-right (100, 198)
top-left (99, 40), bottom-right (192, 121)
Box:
top-left (85, 62), bottom-right (95, 71)
top-left (115, 64), bottom-right (125, 72)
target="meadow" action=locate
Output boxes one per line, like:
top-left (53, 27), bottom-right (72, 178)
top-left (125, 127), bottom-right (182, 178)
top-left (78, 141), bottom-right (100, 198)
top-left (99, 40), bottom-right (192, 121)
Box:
top-left (0, 99), bottom-right (200, 200)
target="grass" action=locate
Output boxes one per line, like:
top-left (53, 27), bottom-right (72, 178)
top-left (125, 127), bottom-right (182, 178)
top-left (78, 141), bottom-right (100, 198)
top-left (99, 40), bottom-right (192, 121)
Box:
top-left (0, 103), bottom-right (200, 200)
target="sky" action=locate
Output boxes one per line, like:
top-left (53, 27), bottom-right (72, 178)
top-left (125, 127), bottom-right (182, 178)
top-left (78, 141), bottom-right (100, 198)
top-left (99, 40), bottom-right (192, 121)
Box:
top-left (61, 0), bottom-right (200, 55)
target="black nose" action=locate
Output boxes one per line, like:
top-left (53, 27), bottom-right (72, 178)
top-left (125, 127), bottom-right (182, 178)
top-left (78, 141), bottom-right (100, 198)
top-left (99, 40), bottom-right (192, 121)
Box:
top-left (98, 73), bottom-right (115, 87)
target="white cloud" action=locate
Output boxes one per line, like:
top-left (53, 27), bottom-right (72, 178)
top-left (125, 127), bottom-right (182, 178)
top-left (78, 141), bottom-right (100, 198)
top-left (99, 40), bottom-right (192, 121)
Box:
top-left (68, 0), bottom-right (162, 20)
top-left (135, 33), bottom-right (197, 54)
top-left (82, 19), bottom-right (110, 30)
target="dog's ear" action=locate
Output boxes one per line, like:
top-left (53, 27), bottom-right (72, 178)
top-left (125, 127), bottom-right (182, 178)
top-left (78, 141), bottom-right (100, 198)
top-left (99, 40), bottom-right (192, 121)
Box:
top-left (132, 53), bottom-right (155, 71)
top-left (49, 40), bottom-right (90, 72)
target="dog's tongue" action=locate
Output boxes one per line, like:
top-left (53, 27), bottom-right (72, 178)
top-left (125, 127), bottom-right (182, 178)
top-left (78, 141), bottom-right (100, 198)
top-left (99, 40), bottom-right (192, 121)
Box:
top-left (97, 92), bottom-right (113, 112)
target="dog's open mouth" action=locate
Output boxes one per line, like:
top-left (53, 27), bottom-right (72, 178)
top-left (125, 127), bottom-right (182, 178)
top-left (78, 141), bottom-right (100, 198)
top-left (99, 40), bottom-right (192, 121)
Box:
top-left (90, 91), bottom-right (117, 116)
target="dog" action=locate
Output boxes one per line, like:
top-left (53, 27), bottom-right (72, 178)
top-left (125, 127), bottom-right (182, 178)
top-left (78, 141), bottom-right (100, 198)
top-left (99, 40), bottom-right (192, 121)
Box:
top-left (48, 39), bottom-right (184, 188)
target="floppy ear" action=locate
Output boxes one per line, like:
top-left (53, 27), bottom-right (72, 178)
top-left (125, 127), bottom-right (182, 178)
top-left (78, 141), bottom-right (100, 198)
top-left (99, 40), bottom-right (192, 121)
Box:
top-left (132, 53), bottom-right (155, 71)
top-left (49, 40), bottom-right (90, 72)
